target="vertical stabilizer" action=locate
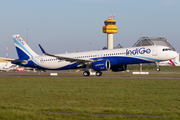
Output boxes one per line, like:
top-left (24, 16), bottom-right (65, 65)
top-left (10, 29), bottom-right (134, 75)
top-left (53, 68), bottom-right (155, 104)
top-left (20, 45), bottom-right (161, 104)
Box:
top-left (13, 34), bottom-right (38, 60)
top-left (169, 60), bottom-right (176, 66)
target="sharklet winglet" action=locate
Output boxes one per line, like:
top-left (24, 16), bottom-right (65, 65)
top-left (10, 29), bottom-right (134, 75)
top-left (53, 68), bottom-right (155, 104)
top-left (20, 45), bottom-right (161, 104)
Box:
top-left (38, 44), bottom-right (46, 54)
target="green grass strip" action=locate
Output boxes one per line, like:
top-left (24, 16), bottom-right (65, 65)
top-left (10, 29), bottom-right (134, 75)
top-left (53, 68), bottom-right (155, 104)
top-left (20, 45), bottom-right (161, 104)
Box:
top-left (0, 77), bottom-right (180, 119)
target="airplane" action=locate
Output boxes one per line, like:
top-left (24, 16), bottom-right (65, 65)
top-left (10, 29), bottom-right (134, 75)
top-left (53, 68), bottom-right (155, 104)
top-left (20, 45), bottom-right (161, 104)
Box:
top-left (9, 34), bottom-right (178, 76)
top-left (0, 45), bottom-right (18, 72)
top-left (0, 60), bottom-right (17, 72)
top-left (158, 59), bottom-right (179, 66)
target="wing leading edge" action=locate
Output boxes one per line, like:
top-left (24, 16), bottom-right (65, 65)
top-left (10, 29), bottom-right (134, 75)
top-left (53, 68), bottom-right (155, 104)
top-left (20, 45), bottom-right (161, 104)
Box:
top-left (38, 44), bottom-right (94, 65)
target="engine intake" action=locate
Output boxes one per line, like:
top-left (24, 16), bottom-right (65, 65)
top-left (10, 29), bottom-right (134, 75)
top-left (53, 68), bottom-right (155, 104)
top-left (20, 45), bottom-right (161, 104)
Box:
top-left (93, 60), bottom-right (110, 71)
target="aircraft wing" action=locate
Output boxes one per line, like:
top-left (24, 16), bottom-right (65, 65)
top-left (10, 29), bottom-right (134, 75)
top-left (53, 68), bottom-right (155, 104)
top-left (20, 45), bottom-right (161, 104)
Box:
top-left (38, 44), bottom-right (94, 65)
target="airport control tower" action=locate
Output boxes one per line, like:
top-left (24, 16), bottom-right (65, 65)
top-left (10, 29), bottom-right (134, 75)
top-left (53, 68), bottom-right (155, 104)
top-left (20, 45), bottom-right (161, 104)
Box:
top-left (103, 14), bottom-right (118, 49)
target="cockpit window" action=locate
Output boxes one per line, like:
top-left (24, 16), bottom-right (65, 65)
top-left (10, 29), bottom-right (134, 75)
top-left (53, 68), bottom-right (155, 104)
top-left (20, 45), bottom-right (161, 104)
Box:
top-left (163, 48), bottom-right (172, 51)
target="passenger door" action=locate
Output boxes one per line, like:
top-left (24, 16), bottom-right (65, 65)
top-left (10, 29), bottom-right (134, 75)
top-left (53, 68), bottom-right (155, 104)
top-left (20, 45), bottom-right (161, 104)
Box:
top-left (152, 46), bottom-right (157, 56)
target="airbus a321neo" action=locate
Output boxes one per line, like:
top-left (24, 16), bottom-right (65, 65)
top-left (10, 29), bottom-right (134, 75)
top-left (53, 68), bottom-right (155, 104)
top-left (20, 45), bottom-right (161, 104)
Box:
top-left (9, 34), bottom-right (178, 76)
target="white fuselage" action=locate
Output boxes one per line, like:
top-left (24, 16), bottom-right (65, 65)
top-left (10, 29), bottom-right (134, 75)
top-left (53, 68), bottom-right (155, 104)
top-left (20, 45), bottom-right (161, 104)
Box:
top-left (30, 45), bottom-right (177, 70)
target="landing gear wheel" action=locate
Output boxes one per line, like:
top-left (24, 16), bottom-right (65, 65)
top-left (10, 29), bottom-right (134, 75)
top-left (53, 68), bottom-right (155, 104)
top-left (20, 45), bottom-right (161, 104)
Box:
top-left (96, 71), bottom-right (102, 76)
top-left (83, 71), bottom-right (90, 76)
top-left (156, 68), bottom-right (160, 71)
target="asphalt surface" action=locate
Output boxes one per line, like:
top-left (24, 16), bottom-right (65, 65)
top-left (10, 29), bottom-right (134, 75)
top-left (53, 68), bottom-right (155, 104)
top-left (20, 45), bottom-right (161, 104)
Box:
top-left (1, 71), bottom-right (180, 79)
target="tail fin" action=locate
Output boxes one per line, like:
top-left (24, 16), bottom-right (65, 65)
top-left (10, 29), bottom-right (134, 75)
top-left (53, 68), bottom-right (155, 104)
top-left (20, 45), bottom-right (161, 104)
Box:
top-left (13, 34), bottom-right (38, 60)
top-left (169, 60), bottom-right (176, 66)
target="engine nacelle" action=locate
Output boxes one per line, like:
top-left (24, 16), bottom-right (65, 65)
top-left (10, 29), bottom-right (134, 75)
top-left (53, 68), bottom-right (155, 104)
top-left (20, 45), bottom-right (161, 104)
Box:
top-left (93, 60), bottom-right (111, 71)
top-left (111, 65), bottom-right (127, 72)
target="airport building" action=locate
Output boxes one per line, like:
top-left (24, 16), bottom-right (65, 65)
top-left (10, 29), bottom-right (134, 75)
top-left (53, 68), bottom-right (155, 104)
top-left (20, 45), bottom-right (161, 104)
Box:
top-left (132, 37), bottom-right (176, 51)
top-left (102, 44), bottom-right (123, 50)
top-left (102, 15), bottom-right (118, 49)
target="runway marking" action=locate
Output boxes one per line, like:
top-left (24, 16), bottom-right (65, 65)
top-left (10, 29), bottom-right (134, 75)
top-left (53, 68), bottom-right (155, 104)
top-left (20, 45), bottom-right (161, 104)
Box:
top-left (1, 72), bottom-right (180, 79)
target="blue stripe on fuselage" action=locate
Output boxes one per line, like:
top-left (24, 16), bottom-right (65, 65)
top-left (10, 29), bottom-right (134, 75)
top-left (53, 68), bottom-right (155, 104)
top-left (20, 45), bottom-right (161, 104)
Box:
top-left (92, 56), bottom-right (162, 65)
top-left (14, 55), bottom-right (162, 70)
top-left (128, 55), bottom-right (163, 62)
top-left (41, 56), bottom-right (162, 70)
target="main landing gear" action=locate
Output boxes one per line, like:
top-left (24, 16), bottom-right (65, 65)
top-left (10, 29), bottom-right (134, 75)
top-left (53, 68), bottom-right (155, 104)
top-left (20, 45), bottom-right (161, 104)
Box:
top-left (83, 71), bottom-right (90, 76)
top-left (96, 71), bottom-right (102, 76)
top-left (83, 71), bottom-right (102, 77)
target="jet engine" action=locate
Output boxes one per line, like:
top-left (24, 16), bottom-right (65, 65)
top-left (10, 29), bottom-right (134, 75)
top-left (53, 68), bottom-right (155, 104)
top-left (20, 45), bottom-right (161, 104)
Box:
top-left (111, 65), bottom-right (127, 72)
top-left (93, 60), bottom-right (111, 71)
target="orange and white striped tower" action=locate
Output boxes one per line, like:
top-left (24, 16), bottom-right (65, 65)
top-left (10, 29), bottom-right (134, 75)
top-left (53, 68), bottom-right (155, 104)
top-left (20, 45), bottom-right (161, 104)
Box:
top-left (102, 14), bottom-right (118, 49)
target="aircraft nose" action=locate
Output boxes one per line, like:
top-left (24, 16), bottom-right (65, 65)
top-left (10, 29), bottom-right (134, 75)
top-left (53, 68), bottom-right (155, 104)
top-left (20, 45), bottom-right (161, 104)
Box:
top-left (171, 51), bottom-right (178, 58)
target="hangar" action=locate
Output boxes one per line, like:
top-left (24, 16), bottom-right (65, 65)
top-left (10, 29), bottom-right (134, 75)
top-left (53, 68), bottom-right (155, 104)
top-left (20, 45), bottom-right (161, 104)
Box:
top-left (132, 37), bottom-right (180, 66)
top-left (132, 37), bottom-right (176, 51)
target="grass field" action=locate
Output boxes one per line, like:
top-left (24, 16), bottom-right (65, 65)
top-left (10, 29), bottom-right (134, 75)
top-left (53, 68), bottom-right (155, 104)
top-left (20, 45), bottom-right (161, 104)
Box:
top-left (0, 77), bottom-right (180, 119)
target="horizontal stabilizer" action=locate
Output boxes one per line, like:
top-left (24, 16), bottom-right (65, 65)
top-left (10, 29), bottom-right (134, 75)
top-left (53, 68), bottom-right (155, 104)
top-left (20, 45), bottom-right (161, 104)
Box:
top-left (6, 59), bottom-right (28, 64)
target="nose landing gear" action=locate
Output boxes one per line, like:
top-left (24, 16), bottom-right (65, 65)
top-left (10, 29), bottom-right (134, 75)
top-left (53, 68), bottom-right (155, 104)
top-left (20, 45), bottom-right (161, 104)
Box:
top-left (156, 62), bottom-right (161, 71)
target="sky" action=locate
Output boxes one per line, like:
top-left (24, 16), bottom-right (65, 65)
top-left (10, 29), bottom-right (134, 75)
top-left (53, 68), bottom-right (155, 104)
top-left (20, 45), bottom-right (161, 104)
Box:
top-left (0, 0), bottom-right (180, 58)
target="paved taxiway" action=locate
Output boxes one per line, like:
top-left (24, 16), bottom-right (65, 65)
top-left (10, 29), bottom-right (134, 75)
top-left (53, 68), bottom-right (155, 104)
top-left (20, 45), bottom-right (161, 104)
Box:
top-left (0, 71), bottom-right (180, 79)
